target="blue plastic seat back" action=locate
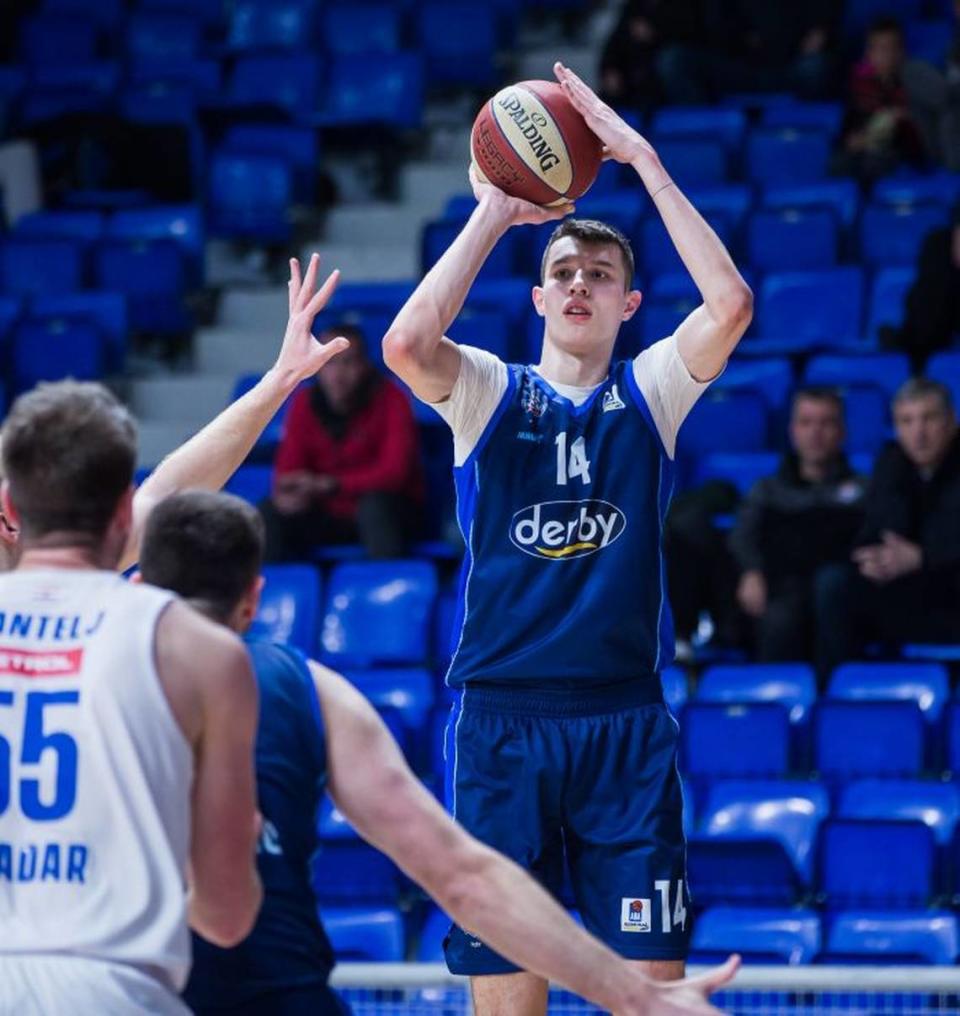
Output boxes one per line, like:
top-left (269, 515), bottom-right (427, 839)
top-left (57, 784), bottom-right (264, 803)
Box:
top-left (829, 661), bottom-right (949, 723)
top-left (843, 0), bottom-right (923, 41)
top-left (94, 239), bottom-right (188, 334)
top-left (746, 128), bottom-right (831, 186)
top-left (661, 666), bottom-right (688, 716)
top-left (682, 184), bottom-right (753, 231)
top-left (681, 703), bottom-right (790, 779)
top-left (698, 665), bottom-right (817, 725)
top-left (865, 266), bottom-right (916, 342)
top-left (647, 139), bottom-right (727, 187)
top-left (819, 819), bottom-right (934, 908)
top-left (416, 2), bottom-right (497, 87)
top-left (693, 906), bottom-right (821, 965)
top-left (948, 701), bottom-right (960, 775)
top-left (224, 464), bottom-right (273, 506)
top-left (838, 779), bottom-right (960, 847)
top-left (860, 202), bottom-right (948, 266)
top-left (127, 12), bottom-right (201, 66)
top-left (762, 102), bottom-right (844, 137)
top-left (423, 220), bottom-right (516, 281)
top-left (841, 386), bottom-right (890, 454)
top-left (762, 180), bottom-right (860, 230)
top-left (222, 124), bottom-right (319, 180)
top-left (107, 205), bottom-right (204, 284)
top-left (312, 843), bottom-right (400, 905)
top-left (687, 837), bottom-right (799, 906)
top-left (694, 452), bottom-right (781, 496)
top-left (676, 389), bottom-right (768, 458)
top-left (823, 910), bottom-right (959, 966)
top-left (815, 701), bottom-right (925, 780)
top-left (252, 563), bottom-right (322, 656)
top-left (12, 318), bottom-right (104, 393)
top-left (417, 906), bottom-right (451, 962)
top-left (710, 358), bottom-right (794, 411)
top-left (30, 292), bottom-right (127, 373)
top-left (322, 906), bottom-right (405, 960)
top-left (758, 267), bottom-right (862, 345)
top-left (700, 778), bottom-right (829, 883)
top-left (1, 239), bottom-right (84, 296)
top-left (651, 106), bottom-right (747, 151)
top-left (927, 351), bottom-right (960, 414)
top-left (323, 53), bottom-right (424, 129)
top-left (321, 560), bottom-right (438, 666)
top-left (19, 14), bottom-right (98, 65)
top-left (747, 209), bottom-right (838, 272)
top-left (209, 152), bottom-right (293, 243)
top-left (341, 668), bottom-right (435, 740)
top-left (446, 306), bottom-right (511, 361)
top-left (0, 296), bottom-right (23, 344)
top-left (639, 296), bottom-right (696, 347)
top-left (230, 54), bottom-right (322, 113)
top-left (804, 352), bottom-right (911, 401)
top-left (321, 3), bottom-right (401, 54)
top-left (228, 0), bottom-right (314, 50)
top-left (14, 210), bottom-right (105, 243)
top-left (873, 171), bottom-right (960, 209)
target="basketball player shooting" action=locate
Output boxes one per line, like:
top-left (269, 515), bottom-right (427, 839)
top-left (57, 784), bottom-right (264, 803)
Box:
top-left (383, 62), bottom-right (752, 1015)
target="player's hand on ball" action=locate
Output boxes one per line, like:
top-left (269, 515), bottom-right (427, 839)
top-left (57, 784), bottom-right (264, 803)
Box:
top-left (274, 253), bottom-right (350, 383)
top-left (644, 954), bottom-right (740, 1016)
top-left (469, 162), bottom-right (574, 227)
top-left (553, 61), bottom-right (655, 167)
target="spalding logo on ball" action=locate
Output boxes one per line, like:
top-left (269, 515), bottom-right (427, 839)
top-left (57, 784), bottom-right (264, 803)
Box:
top-left (471, 80), bottom-right (603, 207)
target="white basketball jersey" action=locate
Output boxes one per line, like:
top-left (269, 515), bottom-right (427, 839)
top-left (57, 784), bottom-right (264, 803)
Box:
top-left (0, 569), bottom-right (193, 994)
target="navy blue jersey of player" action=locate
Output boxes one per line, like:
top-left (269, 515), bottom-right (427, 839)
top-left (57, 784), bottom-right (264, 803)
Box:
top-left (184, 639), bottom-right (349, 1015)
top-left (448, 359), bottom-right (674, 689)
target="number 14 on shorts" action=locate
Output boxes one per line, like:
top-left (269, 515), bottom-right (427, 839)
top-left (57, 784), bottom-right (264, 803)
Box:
top-left (619, 881), bottom-right (687, 934)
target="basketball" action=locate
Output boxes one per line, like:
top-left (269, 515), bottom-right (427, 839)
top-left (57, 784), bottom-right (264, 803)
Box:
top-left (470, 80), bottom-right (603, 207)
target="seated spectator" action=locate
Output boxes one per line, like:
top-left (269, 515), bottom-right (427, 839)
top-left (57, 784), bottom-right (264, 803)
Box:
top-left (836, 17), bottom-right (928, 183)
top-left (730, 388), bottom-right (867, 664)
top-left (599, 0), bottom-right (708, 111)
top-left (260, 324), bottom-right (424, 561)
top-left (816, 379), bottom-right (960, 680)
top-left (882, 202), bottom-right (960, 370)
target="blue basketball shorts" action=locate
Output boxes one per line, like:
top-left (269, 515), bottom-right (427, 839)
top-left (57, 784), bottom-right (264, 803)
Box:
top-left (443, 682), bottom-right (690, 975)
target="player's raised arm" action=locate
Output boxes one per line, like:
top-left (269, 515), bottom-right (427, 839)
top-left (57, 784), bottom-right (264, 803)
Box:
top-left (555, 62), bottom-right (752, 382)
top-left (313, 661), bottom-right (736, 1014)
top-left (382, 169), bottom-right (572, 404)
top-left (121, 254), bottom-right (348, 571)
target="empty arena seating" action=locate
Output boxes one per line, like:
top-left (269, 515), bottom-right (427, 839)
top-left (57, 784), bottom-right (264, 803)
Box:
top-left (690, 907), bottom-right (821, 965)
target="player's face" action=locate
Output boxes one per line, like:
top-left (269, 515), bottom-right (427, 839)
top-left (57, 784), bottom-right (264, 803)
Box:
top-left (790, 397), bottom-right (844, 468)
top-left (534, 238), bottom-right (641, 355)
top-left (894, 394), bottom-right (957, 470)
top-left (316, 337), bottom-right (369, 412)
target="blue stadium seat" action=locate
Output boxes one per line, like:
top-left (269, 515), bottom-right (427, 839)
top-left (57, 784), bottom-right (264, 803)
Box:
top-left (710, 358), bottom-right (794, 411)
top-left (321, 561), bottom-right (438, 666)
top-left (843, 0), bottom-right (923, 41)
top-left (140, 0), bottom-right (222, 26)
top-left (804, 353), bottom-right (911, 401)
top-left (224, 464), bottom-right (273, 505)
top-left (650, 139), bottom-right (727, 187)
top-left (860, 202), bottom-right (948, 266)
top-left (927, 351), bottom-right (960, 412)
top-left (446, 307), bottom-right (511, 361)
top-left (820, 910), bottom-right (959, 966)
top-left (107, 205), bottom-right (204, 286)
top-left (222, 124), bottom-right (319, 204)
top-left (747, 209), bottom-right (838, 271)
top-left (0, 296), bottom-right (23, 344)
top-left (126, 13), bottom-right (201, 67)
top-left (762, 180), bottom-right (860, 231)
top-left (93, 239), bottom-right (190, 336)
top-left (694, 452), bottom-right (781, 495)
top-left (465, 277), bottom-right (535, 331)
top-left (818, 819), bottom-right (935, 908)
top-left (14, 210), bottom-right (105, 243)
top-left (650, 106), bottom-right (747, 151)
top-left (323, 906), bottom-right (405, 961)
top-left (322, 53), bottom-right (424, 129)
top-left (745, 128), bottom-right (830, 186)
top-left (762, 102), bottom-right (844, 137)
top-left (31, 292), bottom-right (127, 373)
top-left (865, 267), bottom-right (916, 343)
top-left (681, 703), bottom-right (790, 780)
top-left (42, 0), bottom-right (123, 23)
top-left (758, 267), bottom-right (862, 345)
top-left (312, 844), bottom-right (400, 905)
top-left (18, 14), bottom-right (98, 65)
top-left (11, 318), bottom-right (104, 393)
top-left (230, 54), bottom-right (323, 115)
top-left (639, 296), bottom-right (696, 347)
top-left (342, 668), bottom-right (435, 741)
top-left (661, 665), bottom-right (688, 716)
top-left (317, 796), bottom-right (355, 841)
top-left (873, 171), bottom-right (960, 210)
top-left (417, 906), bottom-right (450, 962)
top-left (676, 389), bottom-right (768, 458)
top-left (228, 0), bottom-right (315, 50)
top-left (321, 3), bottom-right (402, 55)
top-left (682, 184), bottom-right (753, 231)
top-left (907, 18), bottom-right (954, 66)
top-left (252, 563), bottom-right (322, 656)
top-left (691, 906), bottom-right (821, 965)
top-left (209, 151), bottom-right (293, 244)
top-left (130, 59), bottom-right (222, 96)
top-left (838, 779), bottom-right (960, 847)
top-left (815, 701), bottom-right (925, 780)
top-left (423, 220), bottom-right (516, 280)
top-left (1, 239), bottom-right (84, 296)
top-left (697, 664), bottom-right (817, 725)
top-left (417, 2), bottom-right (497, 87)
top-left (840, 386), bottom-right (890, 454)
top-left (829, 661), bottom-right (950, 723)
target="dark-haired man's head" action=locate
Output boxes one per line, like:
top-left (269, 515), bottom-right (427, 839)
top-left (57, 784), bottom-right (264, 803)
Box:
top-left (865, 16), bottom-right (905, 78)
top-left (316, 323), bottom-right (372, 414)
top-left (1, 381), bottom-right (137, 568)
top-left (892, 378), bottom-right (957, 472)
top-left (139, 490), bottom-right (265, 631)
top-left (789, 387), bottom-right (846, 475)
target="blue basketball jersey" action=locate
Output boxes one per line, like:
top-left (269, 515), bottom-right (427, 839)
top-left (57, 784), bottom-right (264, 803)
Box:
top-left (446, 359), bottom-right (675, 690)
top-left (184, 638), bottom-right (333, 1008)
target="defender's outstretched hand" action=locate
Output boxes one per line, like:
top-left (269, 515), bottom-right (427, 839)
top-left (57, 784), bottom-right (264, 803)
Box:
top-left (554, 61), bottom-right (655, 167)
top-left (275, 253), bottom-right (350, 381)
top-left (643, 955), bottom-right (740, 1016)
top-left (469, 162), bottom-right (574, 228)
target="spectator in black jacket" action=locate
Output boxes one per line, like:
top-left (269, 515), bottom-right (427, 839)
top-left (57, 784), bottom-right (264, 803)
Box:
top-left (815, 378), bottom-right (960, 681)
top-left (730, 388), bottom-right (867, 663)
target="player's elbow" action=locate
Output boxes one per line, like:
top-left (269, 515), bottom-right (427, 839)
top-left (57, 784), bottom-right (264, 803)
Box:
top-left (382, 328), bottom-right (419, 374)
top-left (193, 877), bottom-right (263, 948)
top-left (438, 839), bottom-right (500, 922)
top-left (717, 282), bottom-right (753, 332)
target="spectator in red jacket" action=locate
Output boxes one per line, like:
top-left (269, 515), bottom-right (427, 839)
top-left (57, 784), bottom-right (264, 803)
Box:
top-left (261, 324), bottom-right (424, 561)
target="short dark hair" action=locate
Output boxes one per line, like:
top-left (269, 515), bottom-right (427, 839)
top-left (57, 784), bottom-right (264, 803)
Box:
top-left (321, 322), bottom-right (366, 350)
top-left (540, 218), bottom-right (635, 289)
top-left (2, 381), bottom-right (137, 540)
top-left (868, 15), bottom-right (904, 40)
top-left (792, 386), bottom-right (845, 418)
top-left (893, 377), bottom-right (954, 414)
top-left (139, 490), bottom-right (265, 622)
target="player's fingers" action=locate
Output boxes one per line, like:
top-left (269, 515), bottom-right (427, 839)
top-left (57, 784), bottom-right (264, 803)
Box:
top-left (288, 257), bottom-right (302, 312)
top-left (315, 336), bottom-right (350, 364)
top-left (687, 954), bottom-right (740, 994)
top-left (304, 268), bottom-right (341, 319)
top-left (298, 252), bottom-right (321, 310)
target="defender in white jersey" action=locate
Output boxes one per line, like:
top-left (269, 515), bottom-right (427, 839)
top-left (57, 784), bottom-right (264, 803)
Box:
top-left (0, 382), bottom-right (262, 1014)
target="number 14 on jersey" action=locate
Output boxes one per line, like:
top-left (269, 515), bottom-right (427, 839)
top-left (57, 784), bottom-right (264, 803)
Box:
top-left (555, 433), bottom-right (591, 486)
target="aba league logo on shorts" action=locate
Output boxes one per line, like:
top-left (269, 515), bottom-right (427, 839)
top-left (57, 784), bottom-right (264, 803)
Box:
top-left (510, 499), bottom-right (626, 560)
top-left (621, 897), bottom-right (652, 933)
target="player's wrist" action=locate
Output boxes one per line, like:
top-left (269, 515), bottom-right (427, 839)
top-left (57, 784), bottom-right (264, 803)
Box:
top-left (633, 151), bottom-right (670, 193)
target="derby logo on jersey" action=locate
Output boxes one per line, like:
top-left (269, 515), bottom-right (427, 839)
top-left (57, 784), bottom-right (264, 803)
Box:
top-left (510, 499), bottom-right (626, 560)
